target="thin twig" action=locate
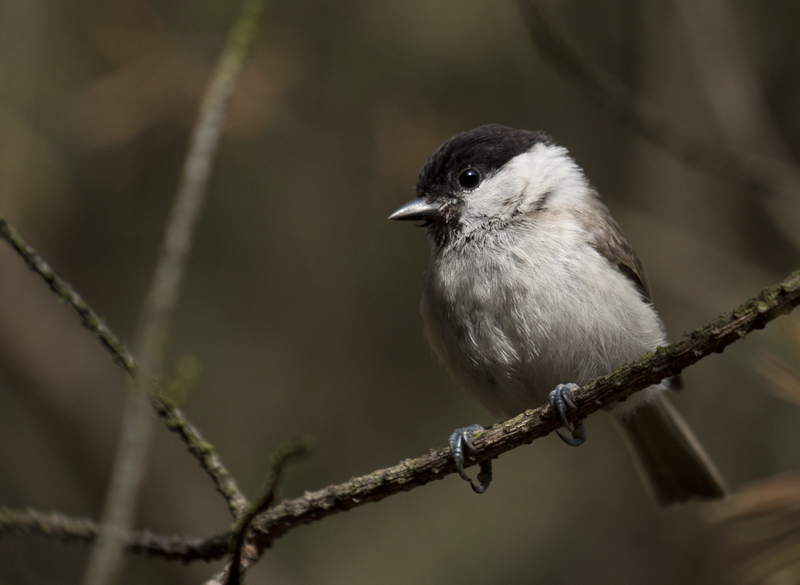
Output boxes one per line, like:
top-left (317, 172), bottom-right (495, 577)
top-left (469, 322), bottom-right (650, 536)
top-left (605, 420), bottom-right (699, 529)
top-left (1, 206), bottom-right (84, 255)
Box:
top-left (84, 0), bottom-right (269, 579)
top-left (151, 398), bottom-right (249, 516)
top-left (0, 217), bottom-right (136, 374)
top-left (0, 507), bottom-right (230, 562)
top-left (245, 270), bottom-right (800, 550)
top-left (0, 214), bottom-right (248, 519)
top-left (225, 439), bottom-right (312, 585)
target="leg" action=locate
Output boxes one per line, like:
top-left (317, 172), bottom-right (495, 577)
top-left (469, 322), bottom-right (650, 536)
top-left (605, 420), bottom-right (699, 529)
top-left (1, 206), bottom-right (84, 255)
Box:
top-left (548, 383), bottom-right (587, 447)
top-left (448, 424), bottom-right (493, 494)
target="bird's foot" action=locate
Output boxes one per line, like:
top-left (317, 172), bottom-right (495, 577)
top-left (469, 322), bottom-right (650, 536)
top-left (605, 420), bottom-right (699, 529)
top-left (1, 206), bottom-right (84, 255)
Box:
top-left (548, 383), bottom-right (587, 447)
top-left (448, 424), bottom-right (493, 494)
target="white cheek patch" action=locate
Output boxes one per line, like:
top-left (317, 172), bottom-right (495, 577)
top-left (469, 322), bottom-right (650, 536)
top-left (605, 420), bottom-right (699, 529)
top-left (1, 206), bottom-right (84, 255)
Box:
top-left (462, 143), bottom-right (590, 223)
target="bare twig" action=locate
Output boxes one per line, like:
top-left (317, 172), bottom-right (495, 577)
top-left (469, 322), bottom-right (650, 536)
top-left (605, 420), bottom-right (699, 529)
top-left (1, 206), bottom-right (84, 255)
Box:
top-left (225, 439), bottom-right (312, 585)
top-left (0, 214), bottom-right (248, 519)
top-left (151, 399), bottom-right (249, 516)
top-left (0, 507), bottom-right (229, 562)
top-left (0, 217), bottom-right (136, 374)
top-left (83, 0), bottom-right (268, 581)
top-left (245, 270), bottom-right (800, 550)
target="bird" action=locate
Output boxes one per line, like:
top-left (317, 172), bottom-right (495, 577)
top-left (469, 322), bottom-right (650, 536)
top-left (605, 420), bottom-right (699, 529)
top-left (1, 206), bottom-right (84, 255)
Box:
top-left (389, 124), bottom-right (726, 506)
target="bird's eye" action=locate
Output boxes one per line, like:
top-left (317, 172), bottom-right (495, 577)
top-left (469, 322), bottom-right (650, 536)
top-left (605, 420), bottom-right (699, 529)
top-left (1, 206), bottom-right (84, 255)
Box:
top-left (457, 168), bottom-right (481, 190)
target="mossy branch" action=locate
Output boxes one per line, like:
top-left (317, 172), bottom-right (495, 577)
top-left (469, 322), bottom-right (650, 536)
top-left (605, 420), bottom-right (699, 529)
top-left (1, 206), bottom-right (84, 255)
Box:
top-left (0, 213), bottom-right (248, 520)
top-left (3, 272), bottom-right (798, 570)
top-left (247, 270), bottom-right (800, 550)
top-left (0, 217), bottom-right (136, 374)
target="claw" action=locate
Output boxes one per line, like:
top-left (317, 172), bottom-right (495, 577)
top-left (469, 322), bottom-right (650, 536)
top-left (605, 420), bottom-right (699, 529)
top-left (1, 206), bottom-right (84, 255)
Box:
top-left (448, 424), bottom-right (493, 494)
top-left (556, 420), bottom-right (586, 446)
top-left (472, 460), bottom-right (493, 494)
top-left (548, 383), bottom-right (587, 447)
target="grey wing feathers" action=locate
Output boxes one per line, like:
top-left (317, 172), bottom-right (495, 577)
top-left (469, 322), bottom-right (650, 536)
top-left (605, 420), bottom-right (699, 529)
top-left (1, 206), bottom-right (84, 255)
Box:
top-left (573, 195), bottom-right (685, 390)
top-left (573, 196), bottom-right (652, 303)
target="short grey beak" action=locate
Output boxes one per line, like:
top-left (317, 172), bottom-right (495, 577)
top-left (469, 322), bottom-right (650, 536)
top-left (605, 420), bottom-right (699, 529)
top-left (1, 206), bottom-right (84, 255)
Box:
top-left (388, 197), bottom-right (441, 221)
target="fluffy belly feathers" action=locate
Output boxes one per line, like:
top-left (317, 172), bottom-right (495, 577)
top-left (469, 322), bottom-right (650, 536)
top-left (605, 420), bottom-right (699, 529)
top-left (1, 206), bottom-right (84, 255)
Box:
top-left (421, 239), bottom-right (665, 417)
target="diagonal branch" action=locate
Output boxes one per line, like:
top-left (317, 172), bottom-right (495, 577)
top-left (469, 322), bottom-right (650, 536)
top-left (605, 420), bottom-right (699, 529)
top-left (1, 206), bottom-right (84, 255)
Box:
top-left (151, 399), bottom-right (249, 516)
top-left (0, 213), bottom-right (248, 521)
top-left (0, 217), bottom-right (136, 374)
top-left (247, 269), bottom-right (800, 550)
top-left (0, 507), bottom-right (229, 562)
top-left (3, 271), bottom-right (798, 574)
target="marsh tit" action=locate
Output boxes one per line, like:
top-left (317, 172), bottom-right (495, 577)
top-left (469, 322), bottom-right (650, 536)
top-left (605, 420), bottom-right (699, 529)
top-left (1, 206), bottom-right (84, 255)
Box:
top-left (390, 124), bottom-right (726, 506)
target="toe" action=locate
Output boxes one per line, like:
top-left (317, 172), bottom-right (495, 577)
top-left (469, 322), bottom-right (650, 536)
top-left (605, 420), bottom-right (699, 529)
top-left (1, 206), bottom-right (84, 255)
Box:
top-left (448, 424), bottom-right (490, 493)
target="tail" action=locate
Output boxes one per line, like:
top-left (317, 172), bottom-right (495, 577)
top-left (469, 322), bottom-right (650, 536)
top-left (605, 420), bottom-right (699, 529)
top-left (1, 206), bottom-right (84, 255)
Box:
top-left (614, 393), bottom-right (727, 506)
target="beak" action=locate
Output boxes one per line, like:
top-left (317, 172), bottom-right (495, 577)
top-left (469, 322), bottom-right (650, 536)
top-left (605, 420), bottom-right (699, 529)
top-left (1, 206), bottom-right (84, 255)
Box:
top-left (388, 197), bottom-right (441, 221)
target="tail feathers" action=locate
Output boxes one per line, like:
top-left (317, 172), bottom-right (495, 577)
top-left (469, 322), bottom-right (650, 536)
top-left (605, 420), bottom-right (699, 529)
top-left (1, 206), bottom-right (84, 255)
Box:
top-left (615, 393), bottom-right (727, 506)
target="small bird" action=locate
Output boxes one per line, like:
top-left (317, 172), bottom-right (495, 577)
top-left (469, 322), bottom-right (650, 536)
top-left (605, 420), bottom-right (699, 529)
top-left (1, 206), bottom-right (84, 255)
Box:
top-left (389, 124), bottom-right (726, 506)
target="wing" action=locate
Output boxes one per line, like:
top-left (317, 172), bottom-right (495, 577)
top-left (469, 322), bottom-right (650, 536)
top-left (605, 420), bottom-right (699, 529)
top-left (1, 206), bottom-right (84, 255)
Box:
top-left (574, 195), bottom-right (652, 303)
top-left (572, 195), bottom-right (685, 390)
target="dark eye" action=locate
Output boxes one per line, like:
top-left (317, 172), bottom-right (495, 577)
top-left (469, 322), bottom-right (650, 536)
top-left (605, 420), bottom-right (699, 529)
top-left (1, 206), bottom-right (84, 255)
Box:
top-left (457, 168), bottom-right (481, 190)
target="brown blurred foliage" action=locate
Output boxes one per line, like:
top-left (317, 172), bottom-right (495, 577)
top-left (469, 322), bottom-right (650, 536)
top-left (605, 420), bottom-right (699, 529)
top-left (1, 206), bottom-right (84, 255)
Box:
top-left (1, 0), bottom-right (800, 583)
top-left (709, 317), bottom-right (800, 584)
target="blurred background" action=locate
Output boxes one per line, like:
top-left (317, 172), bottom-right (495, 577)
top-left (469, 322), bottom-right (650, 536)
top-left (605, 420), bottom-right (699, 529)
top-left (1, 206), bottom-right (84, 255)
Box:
top-left (1, 0), bottom-right (800, 583)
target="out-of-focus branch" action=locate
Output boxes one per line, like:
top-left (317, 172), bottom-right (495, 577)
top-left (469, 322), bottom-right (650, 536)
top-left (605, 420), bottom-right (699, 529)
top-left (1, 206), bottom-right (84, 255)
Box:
top-left (0, 507), bottom-right (230, 562)
top-left (673, 0), bottom-right (790, 160)
top-left (0, 214), bottom-right (248, 519)
top-left (0, 217), bottom-right (136, 374)
top-left (245, 270), bottom-right (800, 550)
top-left (516, 0), bottom-right (800, 251)
top-left (672, 0), bottom-right (800, 252)
top-left (516, 0), bottom-right (744, 177)
top-left (83, 0), bottom-right (269, 581)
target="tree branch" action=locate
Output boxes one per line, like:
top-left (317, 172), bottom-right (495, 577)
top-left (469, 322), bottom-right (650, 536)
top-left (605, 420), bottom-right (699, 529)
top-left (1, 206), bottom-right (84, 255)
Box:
top-left (224, 438), bottom-right (311, 585)
top-left (0, 217), bottom-right (136, 374)
top-left (247, 269), bottom-right (800, 550)
top-left (0, 212), bottom-right (248, 522)
top-left (0, 507), bottom-right (229, 562)
top-left (152, 398), bottom-right (250, 517)
top-left (3, 271), bottom-right (798, 576)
